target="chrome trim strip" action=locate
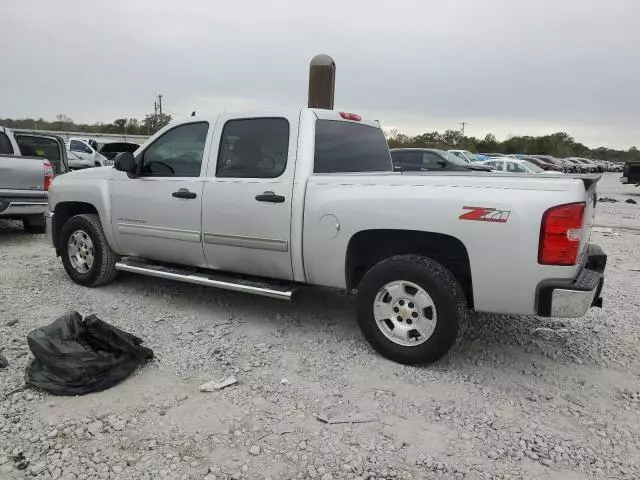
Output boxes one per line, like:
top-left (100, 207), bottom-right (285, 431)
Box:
top-left (117, 223), bottom-right (201, 243)
top-left (0, 202), bottom-right (48, 216)
top-left (203, 232), bottom-right (289, 252)
top-left (114, 262), bottom-right (294, 300)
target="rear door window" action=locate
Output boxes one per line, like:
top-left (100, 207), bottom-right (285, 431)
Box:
top-left (422, 152), bottom-right (443, 169)
top-left (391, 151), bottom-right (422, 170)
top-left (314, 120), bottom-right (392, 173)
top-left (216, 118), bottom-right (289, 179)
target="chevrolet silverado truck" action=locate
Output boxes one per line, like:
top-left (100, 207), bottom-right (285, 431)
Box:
top-left (1, 126), bottom-right (67, 233)
top-left (45, 109), bottom-right (606, 364)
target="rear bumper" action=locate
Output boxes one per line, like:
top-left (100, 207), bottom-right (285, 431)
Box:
top-left (0, 199), bottom-right (48, 217)
top-left (536, 244), bottom-right (606, 318)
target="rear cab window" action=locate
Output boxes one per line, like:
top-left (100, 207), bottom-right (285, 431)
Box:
top-left (314, 120), bottom-right (392, 173)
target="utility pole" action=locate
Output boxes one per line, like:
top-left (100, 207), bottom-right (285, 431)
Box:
top-left (459, 122), bottom-right (467, 137)
top-left (152, 98), bottom-right (159, 134)
top-left (157, 94), bottom-right (163, 116)
top-left (308, 54), bottom-right (335, 109)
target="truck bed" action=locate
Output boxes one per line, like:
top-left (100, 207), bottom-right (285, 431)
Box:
top-left (0, 154), bottom-right (48, 217)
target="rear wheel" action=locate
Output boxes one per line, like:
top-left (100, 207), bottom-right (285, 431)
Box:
top-left (60, 214), bottom-right (119, 287)
top-left (357, 255), bottom-right (467, 365)
top-left (23, 216), bottom-right (45, 234)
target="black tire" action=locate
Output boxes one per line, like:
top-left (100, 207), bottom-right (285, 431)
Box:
top-left (357, 254), bottom-right (467, 365)
top-left (60, 213), bottom-right (119, 287)
top-left (23, 216), bottom-right (45, 234)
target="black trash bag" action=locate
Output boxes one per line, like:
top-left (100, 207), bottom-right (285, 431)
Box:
top-left (24, 312), bottom-right (153, 396)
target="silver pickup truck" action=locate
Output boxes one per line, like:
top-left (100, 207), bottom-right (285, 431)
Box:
top-left (46, 109), bottom-right (606, 365)
top-left (0, 126), bottom-right (68, 232)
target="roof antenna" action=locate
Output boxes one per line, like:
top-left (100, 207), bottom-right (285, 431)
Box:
top-left (191, 111), bottom-right (196, 117)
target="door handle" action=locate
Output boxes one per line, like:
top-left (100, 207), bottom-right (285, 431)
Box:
top-left (172, 188), bottom-right (197, 199)
top-left (255, 191), bottom-right (285, 203)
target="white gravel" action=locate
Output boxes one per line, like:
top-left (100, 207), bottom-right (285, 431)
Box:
top-left (1, 173), bottom-right (639, 480)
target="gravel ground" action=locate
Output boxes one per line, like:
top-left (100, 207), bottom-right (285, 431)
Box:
top-left (1, 172), bottom-right (639, 480)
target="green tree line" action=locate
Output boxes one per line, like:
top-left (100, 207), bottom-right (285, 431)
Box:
top-left (2, 115), bottom-right (638, 162)
top-left (388, 129), bottom-right (639, 163)
top-left (0, 113), bottom-right (172, 136)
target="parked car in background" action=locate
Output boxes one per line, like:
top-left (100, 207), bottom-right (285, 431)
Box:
top-left (567, 158), bottom-right (600, 173)
top-left (448, 149), bottom-right (478, 163)
top-left (67, 137), bottom-right (109, 169)
top-left (1, 125), bottom-right (67, 232)
top-left (71, 137), bottom-right (99, 150)
top-left (527, 155), bottom-right (570, 173)
top-left (565, 158), bottom-right (588, 173)
top-left (524, 156), bottom-right (564, 172)
top-left (391, 148), bottom-right (493, 172)
top-left (484, 157), bottom-right (558, 174)
top-left (97, 142), bottom-right (140, 166)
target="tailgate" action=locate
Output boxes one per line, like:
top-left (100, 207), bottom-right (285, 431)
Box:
top-left (0, 155), bottom-right (45, 192)
top-left (580, 175), bottom-right (600, 261)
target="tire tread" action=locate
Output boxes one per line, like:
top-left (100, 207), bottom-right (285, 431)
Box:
top-left (61, 213), bottom-right (119, 287)
top-left (357, 254), bottom-right (468, 364)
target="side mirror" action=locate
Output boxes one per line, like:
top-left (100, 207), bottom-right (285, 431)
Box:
top-left (114, 152), bottom-right (137, 176)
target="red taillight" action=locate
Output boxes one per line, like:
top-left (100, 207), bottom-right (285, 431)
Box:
top-left (339, 112), bottom-right (361, 121)
top-left (43, 161), bottom-right (54, 191)
top-left (539, 202), bottom-right (585, 266)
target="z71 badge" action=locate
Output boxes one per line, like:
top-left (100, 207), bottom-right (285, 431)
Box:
top-left (459, 206), bottom-right (511, 223)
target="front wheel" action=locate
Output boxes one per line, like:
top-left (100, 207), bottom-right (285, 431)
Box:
top-left (356, 255), bottom-right (467, 365)
top-left (60, 213), bottom-right (119, 287)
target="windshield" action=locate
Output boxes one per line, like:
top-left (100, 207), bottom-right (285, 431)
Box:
top-left (463, 151), bottom-right (477, 162)
top-left (521, 160), bottom-right (544, 172)
top-left (314, 120), bottom-right (393, 173)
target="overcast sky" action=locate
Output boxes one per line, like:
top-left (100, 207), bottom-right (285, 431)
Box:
top-left (1, 0), bottom-right (638, 148)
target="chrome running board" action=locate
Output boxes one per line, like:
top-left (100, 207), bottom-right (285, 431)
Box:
top-left (115, 259), bottom-right (296, 300)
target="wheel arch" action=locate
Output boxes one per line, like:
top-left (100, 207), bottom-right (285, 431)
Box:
top-left (53, 202), bottom-right (100, 256)
top-left (345, 229), bottom-right (473, 308)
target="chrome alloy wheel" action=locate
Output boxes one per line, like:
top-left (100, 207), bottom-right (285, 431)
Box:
top-left (67, 230), bottom-right (95, 274)
top-left (373, 280), bottom-right (437, 346)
